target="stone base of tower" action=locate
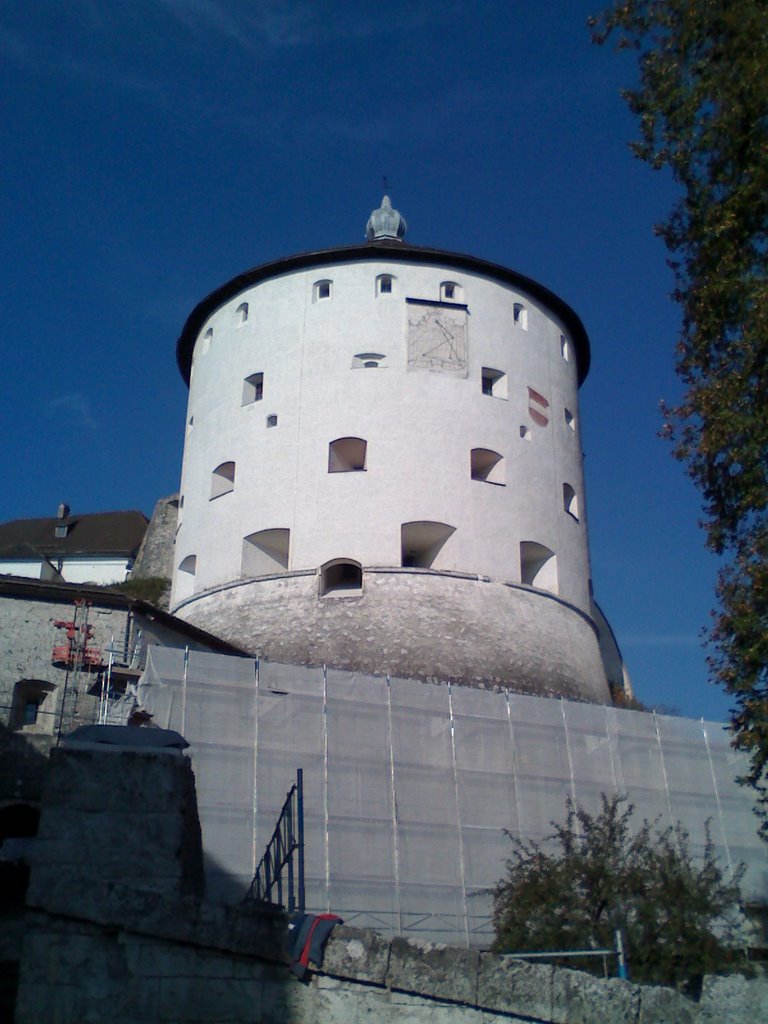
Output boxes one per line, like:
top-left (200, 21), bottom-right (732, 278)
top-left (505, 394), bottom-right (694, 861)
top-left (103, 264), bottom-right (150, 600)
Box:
top-left (172, 569), bottom-right (611, 703)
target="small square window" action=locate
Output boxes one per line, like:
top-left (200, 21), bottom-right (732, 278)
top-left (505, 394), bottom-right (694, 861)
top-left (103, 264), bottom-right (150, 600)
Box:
top-left (242, 372), bottom-right (264, 405)
top-left (481, 368), bottom-right (507, 399)
top-left (440, 281), bottom-right (462, 302)
top-left (266, 414), bottom-right (278, 428)
top-left (314, 279), bottom-right (332, 301)
top-left (23, 701), bottom-right (39, 726)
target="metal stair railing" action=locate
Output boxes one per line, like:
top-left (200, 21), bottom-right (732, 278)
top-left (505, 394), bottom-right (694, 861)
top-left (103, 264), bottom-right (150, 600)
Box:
top-left (246, 768), bottom-right (305, 914)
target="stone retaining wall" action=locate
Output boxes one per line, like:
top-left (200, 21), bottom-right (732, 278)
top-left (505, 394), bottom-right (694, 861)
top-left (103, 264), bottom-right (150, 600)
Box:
top-left (11, 735), bottom-right (767, 1023)
top-left (15, 910), bottom-right (768, 1024)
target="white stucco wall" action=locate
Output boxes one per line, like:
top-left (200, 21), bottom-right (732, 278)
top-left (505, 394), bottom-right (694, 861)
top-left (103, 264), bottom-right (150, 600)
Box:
top-left (171, 251), bottom-right (607, 700)
top-left (0, 557), bottom-right (131, 585)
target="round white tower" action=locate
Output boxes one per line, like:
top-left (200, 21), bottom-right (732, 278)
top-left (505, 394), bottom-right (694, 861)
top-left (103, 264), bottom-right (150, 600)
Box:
top-left (171, 199), bottom-right (611, 702)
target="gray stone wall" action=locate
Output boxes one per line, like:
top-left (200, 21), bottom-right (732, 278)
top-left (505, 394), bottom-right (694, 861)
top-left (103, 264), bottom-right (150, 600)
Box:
top-left (12, 738), bottom-right (767, 1024)
top-left (177, 569), bottom-right (611, 702)
top-left (0, 592), bottom-right (130, 737)
top-left (15, 912), bottom-right (768, 1024)
top-left (27, 745), bottom-right (205, 918)
top-left (132, 494), bottom-right (179, 597)
top-left (0, 585), bottom-right (246, 750)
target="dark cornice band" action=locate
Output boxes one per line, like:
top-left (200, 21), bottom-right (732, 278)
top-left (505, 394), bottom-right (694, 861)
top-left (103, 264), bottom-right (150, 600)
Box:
top-left (175, 241), bottom-right (591, 386)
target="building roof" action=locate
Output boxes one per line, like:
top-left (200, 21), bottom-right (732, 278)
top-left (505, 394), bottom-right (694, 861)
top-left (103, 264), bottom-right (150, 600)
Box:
top-left (0, 510), bottom-right (148, 561)
top-left (175, 240), bottom-right (592, 387)
top-left (0, 574), bottom-right (250, 656)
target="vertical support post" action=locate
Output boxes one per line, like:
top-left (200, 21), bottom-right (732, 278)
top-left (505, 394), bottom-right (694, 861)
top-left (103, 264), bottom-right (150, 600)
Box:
top-left (614, 928), bottom-right (629, 979)
top-left (297, 767), bottom-right (305, 914)
top-left (181, 646), bottom-right (189, 738)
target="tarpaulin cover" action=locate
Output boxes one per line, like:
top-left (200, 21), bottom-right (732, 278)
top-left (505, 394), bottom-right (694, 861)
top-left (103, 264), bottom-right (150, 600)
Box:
top-left (137, 647), bottom-right (765, 947)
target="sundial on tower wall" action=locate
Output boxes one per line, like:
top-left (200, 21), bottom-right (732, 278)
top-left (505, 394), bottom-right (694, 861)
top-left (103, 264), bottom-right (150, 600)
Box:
top-left (406, 298), bottom-right (468, 376)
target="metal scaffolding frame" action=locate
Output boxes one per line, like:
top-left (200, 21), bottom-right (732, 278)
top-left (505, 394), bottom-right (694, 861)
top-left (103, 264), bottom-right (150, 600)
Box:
top-left (136, 647), bottom-right (765, 947)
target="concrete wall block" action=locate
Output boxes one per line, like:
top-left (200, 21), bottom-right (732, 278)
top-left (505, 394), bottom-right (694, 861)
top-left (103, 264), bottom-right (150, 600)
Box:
top-left (697, 972), bottom-right (768, 1024)
top-left (387, 936), bottom-right (480, 1005)
top-left (260, 972), bottom-right (313, 1024)
top-left (552, 969), bottom-right (640, 1024)
top-left (322, 924), bottom-right (390, 984)
top-left (225, 902), bottom-right (289, 962)
top-left (44, 747), bottom-right (196, 814)
top-left (637, 984), bottom-right (698, 1023)
top-left (15, 981), bottom-right (83, 1024)
top-left (35, 808), bottom-right (186, 869)
top-left (307, 976), bottom-right (372, 1024)
top-left (155, 975), bottom-right (259, 1022)
top-left (477, 953), bottom-right (554, 1018)
top-left (384, 986), bottom-right (484, 1022)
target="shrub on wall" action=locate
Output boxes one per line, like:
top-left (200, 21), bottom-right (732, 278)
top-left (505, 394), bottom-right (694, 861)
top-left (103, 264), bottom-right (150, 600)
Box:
top-left (492, 794), bottom-right (746, 989)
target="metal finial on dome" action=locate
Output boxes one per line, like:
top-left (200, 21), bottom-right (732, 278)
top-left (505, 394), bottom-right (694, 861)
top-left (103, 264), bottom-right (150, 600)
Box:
top-left (366, 194), bottom-right (407, 242)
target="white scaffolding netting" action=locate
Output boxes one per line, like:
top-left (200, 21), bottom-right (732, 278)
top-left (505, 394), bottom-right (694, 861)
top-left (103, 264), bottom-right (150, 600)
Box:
top-left (137, 647), bottom-right (766, 947)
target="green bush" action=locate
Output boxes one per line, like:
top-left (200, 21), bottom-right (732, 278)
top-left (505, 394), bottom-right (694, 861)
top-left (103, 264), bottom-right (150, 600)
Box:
top-left (492, 794), bottom-right (745, 988)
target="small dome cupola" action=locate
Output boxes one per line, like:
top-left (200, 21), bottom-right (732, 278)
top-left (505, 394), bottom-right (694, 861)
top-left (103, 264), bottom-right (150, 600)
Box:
top-left (366, 194), bottom-right (407, 242)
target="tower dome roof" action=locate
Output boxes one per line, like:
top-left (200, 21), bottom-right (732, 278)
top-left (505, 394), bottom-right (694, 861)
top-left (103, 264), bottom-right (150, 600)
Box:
top-left (366, 195), bottom-right (407, 242)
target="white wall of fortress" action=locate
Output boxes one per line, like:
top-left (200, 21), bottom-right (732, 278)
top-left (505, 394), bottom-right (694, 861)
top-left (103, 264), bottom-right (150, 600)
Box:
top-left (171, 251), bottom-right (610, 700)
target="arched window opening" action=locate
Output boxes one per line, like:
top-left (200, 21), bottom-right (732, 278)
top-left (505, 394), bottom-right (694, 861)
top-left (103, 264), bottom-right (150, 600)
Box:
top-left (351, 352), bottom-right (386, 369)
top-left (520, 542), bottom-right (558, 594)
top-left (175, 555), bottom-right (196, 602)
top-left (400, 521), bottom-right (456, 569)
top-left (565, 408), bottom-right (576, 431)
top-left (328, 437), bottom-right (367, 472)
top-left (320, 559), bottom-right (363, 596)
top-left (242, 528), bottom-right (290, 576)
top-left (563, 484), bottom-right (579, 520)
top-left (201, 327), bottom-right (213, 354)
top-left (210, 462), bottom-right (235, 499)
top-left (236, 302), bottom-right (249, 325)
top-left (481, 368), bottom-right (507, 398)
top-left (470, 448), bottom-right (505, 485)
top-left (440, 281), bottom-right (461, 302)
top-left (528, 387), bottom-right (549, 427)
top-left (560, 334), bottom-right (570, 361)
top-left (10, 680), bottom-right (55, 732)
top-left (376, 274), bottom-right (394, 295)
top-left (242, 372), bottom-right (264, 405)
top-left (513, 303), bottom-right (528, 330)
top-left (313, 279), bottom-right (332, 302)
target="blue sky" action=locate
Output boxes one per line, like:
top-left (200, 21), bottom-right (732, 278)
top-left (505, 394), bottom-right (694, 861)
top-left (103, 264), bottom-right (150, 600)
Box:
top-left (0, 1), bottom-right (729, 722)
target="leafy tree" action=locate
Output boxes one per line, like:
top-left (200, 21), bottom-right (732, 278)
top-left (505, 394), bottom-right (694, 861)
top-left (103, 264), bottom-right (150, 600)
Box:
top-left (589, 2), bottom-right (768, 836)
top-left (491, 795), bottom-right (744, 988)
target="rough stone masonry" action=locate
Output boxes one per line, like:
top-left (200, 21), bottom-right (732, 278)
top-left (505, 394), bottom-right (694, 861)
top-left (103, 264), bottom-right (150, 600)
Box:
top-left (9, 734), bottom-right (767, 1023)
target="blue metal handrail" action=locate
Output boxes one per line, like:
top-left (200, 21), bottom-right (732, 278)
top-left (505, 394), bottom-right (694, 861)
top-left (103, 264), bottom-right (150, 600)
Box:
top-left (246, 768), bottom-right (305, 913)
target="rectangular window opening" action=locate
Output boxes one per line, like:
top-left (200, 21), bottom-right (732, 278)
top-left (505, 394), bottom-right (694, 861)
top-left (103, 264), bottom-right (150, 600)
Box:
top-left (242, 372), bottom-right (264, 405)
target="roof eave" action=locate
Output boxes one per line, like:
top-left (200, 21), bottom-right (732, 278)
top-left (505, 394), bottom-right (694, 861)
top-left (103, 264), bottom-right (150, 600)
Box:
top-left (175, 242), bottom-right (591, 386)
